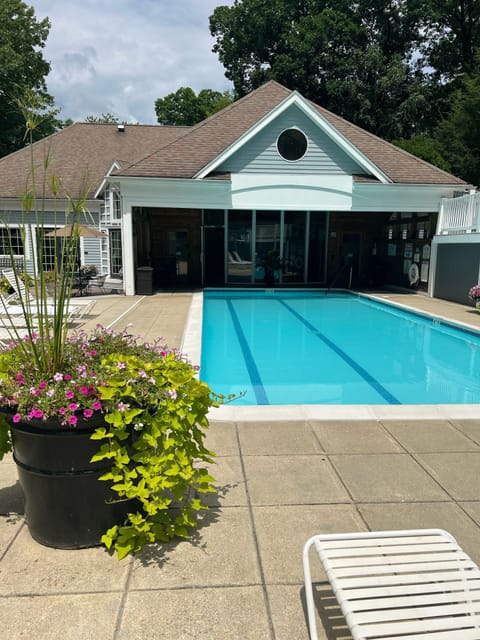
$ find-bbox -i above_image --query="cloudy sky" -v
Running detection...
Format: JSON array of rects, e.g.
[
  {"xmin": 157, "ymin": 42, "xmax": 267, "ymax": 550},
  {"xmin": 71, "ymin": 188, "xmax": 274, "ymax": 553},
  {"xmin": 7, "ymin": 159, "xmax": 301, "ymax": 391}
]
[{"xmin": 29, "ymin": 0, "xmax": 233, "ymax": 124}]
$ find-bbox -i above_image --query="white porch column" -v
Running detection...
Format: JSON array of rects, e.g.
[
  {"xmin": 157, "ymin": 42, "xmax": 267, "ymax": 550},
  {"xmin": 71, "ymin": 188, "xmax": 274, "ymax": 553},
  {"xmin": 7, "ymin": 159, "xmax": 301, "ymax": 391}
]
[
  {"xmin": 122, "ymin": 199, "xmax": 135, "ymax": 295},
  {"xmin": 428, "ymin": 237, "xmax": 438, "ymax": 298}
]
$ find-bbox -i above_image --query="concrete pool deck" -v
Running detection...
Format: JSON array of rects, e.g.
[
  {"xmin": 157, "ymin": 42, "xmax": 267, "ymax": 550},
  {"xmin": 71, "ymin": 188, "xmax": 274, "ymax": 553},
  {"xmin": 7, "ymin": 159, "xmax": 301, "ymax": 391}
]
[{"xmin": 0, "ymin": 290, "xmax": 479, "ymax": 639}]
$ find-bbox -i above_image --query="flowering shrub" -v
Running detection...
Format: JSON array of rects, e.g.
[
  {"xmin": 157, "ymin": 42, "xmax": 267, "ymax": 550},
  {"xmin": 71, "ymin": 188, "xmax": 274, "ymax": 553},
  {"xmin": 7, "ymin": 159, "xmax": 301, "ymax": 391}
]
[
  {"xmin": 0, "ymin": 323, "xmax": 222, "ymax": 559},
  {"xmin": 0, "ymin": 325, "xmax": 181, "ymax": 426},
  {"xmin": 0, "ymin": 96, "xmax": 222, "ymax": 559},
  {"xmin": 468, "ymin": 285, "xmax": 480, "ymax": 302}
]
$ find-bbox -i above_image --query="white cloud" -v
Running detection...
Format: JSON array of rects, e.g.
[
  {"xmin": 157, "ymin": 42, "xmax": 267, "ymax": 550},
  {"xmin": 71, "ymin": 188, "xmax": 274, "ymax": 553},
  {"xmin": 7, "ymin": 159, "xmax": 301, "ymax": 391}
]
[{"xmin": 30, "ymin": 0, "xmax": 233, "ymax": 124}]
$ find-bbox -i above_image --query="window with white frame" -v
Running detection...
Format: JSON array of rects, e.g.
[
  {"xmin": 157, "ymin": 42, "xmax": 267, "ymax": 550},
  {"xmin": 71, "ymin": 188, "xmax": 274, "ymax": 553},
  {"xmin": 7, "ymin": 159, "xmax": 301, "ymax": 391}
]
[
  {"xmin": 113, "ymin": 191, "xmax": 121, "ymax": 221},
  {"xmin": 0, "ymin": 228, "xmax": 23, "ymax": 255}
]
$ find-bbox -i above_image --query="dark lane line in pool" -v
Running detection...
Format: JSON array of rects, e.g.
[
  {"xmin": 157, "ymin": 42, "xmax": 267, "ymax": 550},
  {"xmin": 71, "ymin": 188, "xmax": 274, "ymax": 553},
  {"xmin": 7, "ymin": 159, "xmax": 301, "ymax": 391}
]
[
  {"xmin": 278, "ymin": 299, "xmax": 400, "ymax": 405},
  {"xmin": 226, "ymin": 299, "xmax": 270, "ymax": 405}
]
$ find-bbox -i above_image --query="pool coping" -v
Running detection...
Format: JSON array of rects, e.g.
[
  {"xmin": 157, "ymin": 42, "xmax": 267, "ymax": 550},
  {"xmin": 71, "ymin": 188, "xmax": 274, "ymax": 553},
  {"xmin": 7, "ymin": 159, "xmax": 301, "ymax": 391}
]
[{"xmin": 182, "ymin": 290, "xmax": 480, "ymax": 422}]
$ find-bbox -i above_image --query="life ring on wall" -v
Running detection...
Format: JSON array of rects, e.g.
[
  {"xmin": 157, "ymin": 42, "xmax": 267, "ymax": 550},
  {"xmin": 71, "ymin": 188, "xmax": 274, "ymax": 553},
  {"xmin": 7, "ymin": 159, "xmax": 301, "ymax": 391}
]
[{"xmin": 408, "ymin": 262, "xmax": 420, "ymax": 286}]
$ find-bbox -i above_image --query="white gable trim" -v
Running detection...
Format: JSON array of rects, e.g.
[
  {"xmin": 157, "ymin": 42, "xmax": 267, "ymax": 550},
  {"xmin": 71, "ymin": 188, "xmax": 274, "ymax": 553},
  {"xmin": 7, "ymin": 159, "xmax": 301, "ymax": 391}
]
[
  {"xmin": 194, "ymin": 92, "xmax": 391, "ymax": 184},
  {"xmin": 94, "ymin": 160, "xmax": 121, "ymax": 199}
]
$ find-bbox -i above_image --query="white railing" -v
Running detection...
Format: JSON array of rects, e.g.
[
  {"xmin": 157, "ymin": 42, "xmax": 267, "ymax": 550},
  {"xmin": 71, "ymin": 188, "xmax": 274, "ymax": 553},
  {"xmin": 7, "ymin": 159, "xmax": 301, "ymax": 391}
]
[{"xmin": 437, "ymin": 191, "xmax": 480, "ymax": 235}]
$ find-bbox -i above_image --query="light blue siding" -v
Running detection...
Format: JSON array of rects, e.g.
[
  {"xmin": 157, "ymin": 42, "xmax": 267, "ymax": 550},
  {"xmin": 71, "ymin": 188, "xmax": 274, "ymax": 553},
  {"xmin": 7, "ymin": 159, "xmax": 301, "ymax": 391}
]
[
  {"xmin": 217, "ymin": 105, "xmax": 364, "ymax": 175},
  {"xmin": 82, "ymin": 238, "xmax": 102, "ymax": 273},
  {"xmin": 0, "ymin": 207, "xmax": 102, "ymax": 275}
]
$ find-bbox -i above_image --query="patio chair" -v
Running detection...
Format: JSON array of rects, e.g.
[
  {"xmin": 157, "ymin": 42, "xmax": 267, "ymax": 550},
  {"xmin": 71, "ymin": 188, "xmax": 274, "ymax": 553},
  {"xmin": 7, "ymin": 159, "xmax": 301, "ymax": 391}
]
[
  {"xmin": 88, "ymin": 274, "xmax": 107, "ymax": 293},
  {"xmin": 303, "ymin": 529, "xmax": 480, "ymax": 640},
  {"xmin": 2, "ymin": 270, "xmax": 96, "ymax": 322}
]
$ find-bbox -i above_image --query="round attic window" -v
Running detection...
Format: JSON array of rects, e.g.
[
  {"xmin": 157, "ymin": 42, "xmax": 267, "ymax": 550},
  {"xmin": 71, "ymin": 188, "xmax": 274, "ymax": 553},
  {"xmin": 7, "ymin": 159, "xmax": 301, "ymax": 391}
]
[{"xmin": 277, "ymin": 128, "xmax": 308, "ymax": 161}]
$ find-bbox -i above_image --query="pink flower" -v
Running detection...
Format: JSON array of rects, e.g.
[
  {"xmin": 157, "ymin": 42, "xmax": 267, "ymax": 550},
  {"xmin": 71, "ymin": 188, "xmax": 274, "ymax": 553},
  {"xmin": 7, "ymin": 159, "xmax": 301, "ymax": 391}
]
[
  {"xmin": 12, "ymin": 413, "xmax": 21, "ymax": 423},
  {"xmin": 117, "ymin": 362, "xmax": 126, "ymax": 370},
  {"xmin": 80, "ymin": 386, "xmax": 90, "ymax": 396},
  {"xmin": 68, "ymin": 415, "xmax": 78, "ymax": 426},
  {"xmin": 83, "ymin": 408, "xmax": 93, "ymax": 418},
  {"xmin": 65, "ymin": 390, "xmax": 75, "ymax": 400},
  {"xmin": 117, "ymin": 402, "xmax": 130, "ymax": 412},
  {"xmin": 64, "ymin": 375, "xmax": 72, "ymax": 381},
  {"xmin": 53, "ymin": 373, "xmax": 63, "ymax": 382},
  {"xmin": 93, "ymin": 401, "xmax": 102, "ymax": 411},
  {"xmin": 32, "ymin": 409, "xmax": 43, "ymax": 419},
  {"xmin": 58, "ymin": 407, "xmax": 66, "ymax": 415},
  {"xmin": 167, "ymin": 389, "xmax": 177, "ymax": 400},
  {"xmin": 68, "ymin": 402, "xmax": 78, "ymax": 411},
  {"xmin": 38, "ymin": 382, "xmax": 47, "ymax": 390}
]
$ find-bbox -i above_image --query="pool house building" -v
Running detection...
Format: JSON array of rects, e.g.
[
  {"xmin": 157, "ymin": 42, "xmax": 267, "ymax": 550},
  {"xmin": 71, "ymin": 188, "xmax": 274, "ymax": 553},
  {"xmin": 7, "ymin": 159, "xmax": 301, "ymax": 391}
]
[{"xmin": 0, "ymin": 81, "xmax": 476, "ymax": 301}]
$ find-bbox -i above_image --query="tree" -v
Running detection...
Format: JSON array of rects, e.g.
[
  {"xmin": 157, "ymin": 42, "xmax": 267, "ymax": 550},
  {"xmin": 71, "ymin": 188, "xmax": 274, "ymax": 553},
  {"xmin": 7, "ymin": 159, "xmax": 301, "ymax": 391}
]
[
  {"xmin": 434, "ymin": 69, "xmax": 480, "ymax": 184},
  {"xmin": 392, "ymin": 135, "xmax": 451, "ymax": 172},
  {"xmin": 0, "ymin": 0, "xmax": 58, "ymax": 157},
  {"xmin": 154, "ymin": 87, "xmax": 233, "ymax": 126},
  {"xmin": 423, "ymin": 0, "xmax": 480, "ymax": 80},
  {"xmin": 209, "ymin": 0, "xmax": 430, "ymax": 140},
  {"xmin": 84, "ymin": 113, "xmax": 120, "ymax": 124}
]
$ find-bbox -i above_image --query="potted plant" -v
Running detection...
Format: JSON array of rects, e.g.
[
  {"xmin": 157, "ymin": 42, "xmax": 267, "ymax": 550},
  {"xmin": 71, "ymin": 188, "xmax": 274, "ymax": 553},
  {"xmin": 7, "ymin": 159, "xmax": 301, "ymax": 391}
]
[
  {"xmin": 0, "ymin": 94, "xmax": 220, "ymax": 559},
  {"xmin": 258, "ymin": 250, "xmax": 283, "ymax": 286},
  {"xmin": 468, "ymin": 285, "xmax": 480, "ymax": 310},
  {"xmin": 0, "ymin": 326, "xmax": 218, "ymax": 558}
]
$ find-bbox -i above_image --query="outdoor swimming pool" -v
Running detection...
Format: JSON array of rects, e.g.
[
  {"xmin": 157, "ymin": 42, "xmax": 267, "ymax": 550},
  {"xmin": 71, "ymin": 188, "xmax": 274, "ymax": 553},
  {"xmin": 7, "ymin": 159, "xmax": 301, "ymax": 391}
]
[{"xmin": 200, "ymin": 290, "xmax": 480, "ymax": 405}]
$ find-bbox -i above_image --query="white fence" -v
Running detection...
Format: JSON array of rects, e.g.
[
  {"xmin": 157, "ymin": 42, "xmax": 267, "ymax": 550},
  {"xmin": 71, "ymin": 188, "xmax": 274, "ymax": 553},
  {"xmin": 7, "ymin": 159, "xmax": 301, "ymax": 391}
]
[{"xmin": 437, "ymin": 191, "xmax": 480, "ymax": 234}]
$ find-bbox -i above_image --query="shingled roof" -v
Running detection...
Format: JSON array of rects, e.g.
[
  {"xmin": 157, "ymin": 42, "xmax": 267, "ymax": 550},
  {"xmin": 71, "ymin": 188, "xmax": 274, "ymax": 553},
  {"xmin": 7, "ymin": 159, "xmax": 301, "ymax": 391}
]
[
  {"xmin": 116, "ymin": 80, "xmax": 466, "ymax": 186},
  {"xmin": 0, "ymin": 123, "xmax": 191, "ymax": 200},
  {"xmin": 0, "ymin": 81, "xmax": 467, "ymax": 201}
]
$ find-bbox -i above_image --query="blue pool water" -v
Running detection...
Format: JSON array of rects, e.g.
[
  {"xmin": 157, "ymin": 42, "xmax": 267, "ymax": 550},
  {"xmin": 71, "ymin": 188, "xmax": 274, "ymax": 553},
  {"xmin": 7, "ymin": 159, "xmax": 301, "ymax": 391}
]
[{"xmin": 200, "ymin": 290, "xmax": 480, "ymax": 405}]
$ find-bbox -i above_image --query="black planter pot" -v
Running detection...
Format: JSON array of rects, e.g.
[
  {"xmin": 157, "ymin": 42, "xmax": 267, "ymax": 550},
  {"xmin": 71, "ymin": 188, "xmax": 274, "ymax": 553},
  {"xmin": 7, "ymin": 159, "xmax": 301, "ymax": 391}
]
[{"xmin": 7, "ymin": 413, "xmax": 132, "ymax": 549}]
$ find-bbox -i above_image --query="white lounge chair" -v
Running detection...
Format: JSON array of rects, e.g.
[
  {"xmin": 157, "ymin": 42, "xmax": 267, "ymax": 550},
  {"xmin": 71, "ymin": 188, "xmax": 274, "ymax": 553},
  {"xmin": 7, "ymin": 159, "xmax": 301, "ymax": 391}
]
[
  {"xmin": 1, "ymin": 270, "xmax": 96, "ymax": 323},
  {"xmin": 303, "ymin": 529, "xmax": 480, "ymax": 640}
]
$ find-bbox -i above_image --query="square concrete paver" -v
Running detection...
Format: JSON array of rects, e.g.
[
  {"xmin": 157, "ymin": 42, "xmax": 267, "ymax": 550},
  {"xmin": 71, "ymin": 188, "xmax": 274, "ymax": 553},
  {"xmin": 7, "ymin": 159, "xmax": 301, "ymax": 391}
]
[
  {"xmin": 253, "ymin": 504, "xmax": 366, "ymax": 584},
  {"xmin": 202, "ymin": 456, "xmax": 247, "ymax": 507},
  {"xmin": 203, "ymin": 421, "xmax": 239, "ymax": 457},
  {"xmin": 243, "ymin": 455, "xmax": 350, "ymax": 505},
  {"xmin": 0, "ymin": 516, "xmax": 23, "ymax": 554},
  {"xmin": 451, "ymin": 419, "xmax": 480, "ymax": 446},
  {"xmin": 459, "ymin": 502, "xmax": 480, "ymax": 538},
  {"xmin": 0, "ymin": 527, "xmax": 130, "ymax": 596},
  {"xmin": 0, "ymin": 592, "xmax": 122, "ymax": 640},
  {"xmin": 359, "ymin": 502, "xmax": 480, "ymax": 565},
  {"xmin": 130, "ymin": 508, "xmax": 260, "ymax": 590},
  {"xmin": 238, "ymin": 421, "xmax": 321, "ymax": 455},
  {"xmin": 0, "ymin": 464, "xmax": 23, "ymax": 515},
  {"xmin": 311, "ymin": 421, "xmax": 401, "ymax": 453},
  {"xmin": 382, "ymin": 420, "xmax": 480, "ymax": 452},
  {"xmin": 330, "ymin": 453, "xmax": 449, "ymax": 502},
  {"xmin": 267, "ymin": 584, "xmax": 317, "ymax": 640},
  {"xmin": 119, "ymin": 586, "xmax": 272, "ymax": 640},
  {"xmin": 415, "ymin": 452, "xmax": 480, "ymax": 500}
]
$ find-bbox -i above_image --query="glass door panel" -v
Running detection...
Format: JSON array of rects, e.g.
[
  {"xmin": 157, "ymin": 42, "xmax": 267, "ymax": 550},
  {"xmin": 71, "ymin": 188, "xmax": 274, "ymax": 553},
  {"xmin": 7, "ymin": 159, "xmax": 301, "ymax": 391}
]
[
  {"xmin": 255, "ymin": 211, "xmax": 281, "ymax": 285},
  {"xmin": 283, "ymin": 212, "xmax": 306, "ymax": 283},
  {"xmin": 167, "ymin": 230, "xmax": 188, "ymax": 278},
  {"xmin": 227, "ymin": 210, "xmax": 252, "ymax": 283},
  {"xmin": 307, "ymin": 212, "xmax": 327, "ymax": 283}
]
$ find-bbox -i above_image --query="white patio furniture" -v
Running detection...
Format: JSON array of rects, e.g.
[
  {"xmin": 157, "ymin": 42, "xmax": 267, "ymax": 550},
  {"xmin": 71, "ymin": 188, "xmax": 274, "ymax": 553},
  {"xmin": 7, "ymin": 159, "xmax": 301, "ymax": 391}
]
[
  {"xmin": 303, "ymin": 528, "xmax": 480, "ymax": 640},
  {"xmin": 1, "ymin": 270, "xmax": 96, "ymax": 323}
]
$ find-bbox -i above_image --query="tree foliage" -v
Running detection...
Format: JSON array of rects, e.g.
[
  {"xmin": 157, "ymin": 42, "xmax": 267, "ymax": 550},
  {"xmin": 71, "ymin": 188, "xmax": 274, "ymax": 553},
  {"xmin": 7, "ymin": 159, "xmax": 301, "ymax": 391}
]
[
  {"xmin": 84, "ymin": 113, "xmax": 120, "ymax": 124},
  {"xmin": 0, "ymin": 0, "xmax": 59, "ymax": 157},
  {"xmin": 423, "ymin": 0, "xmax": 480, "ymax": 79},
  {"xmin": 155, "ymin": 87, "xmax": 233, "ymax": 126},
  {"xmin": 209, "ymin": 0, "xmax": 480, "ymax": 181},
  {"xmin": 210, "ymin": 0, "xmax": 430, "ymax": 140}
]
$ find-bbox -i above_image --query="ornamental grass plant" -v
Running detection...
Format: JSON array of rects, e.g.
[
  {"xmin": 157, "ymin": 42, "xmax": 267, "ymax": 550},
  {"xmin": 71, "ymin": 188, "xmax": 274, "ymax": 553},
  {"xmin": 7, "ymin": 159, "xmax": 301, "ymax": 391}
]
[{"xmin": 0, "ymin": 94, "xmax": 220, "ymax": 558}]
